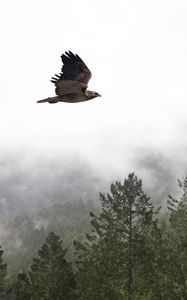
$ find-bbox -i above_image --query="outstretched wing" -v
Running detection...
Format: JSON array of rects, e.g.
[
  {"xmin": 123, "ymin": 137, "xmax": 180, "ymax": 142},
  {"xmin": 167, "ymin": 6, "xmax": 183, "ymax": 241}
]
[{"xmin": 51, "ymin": 51, "xmax": 92, "ymax": 86}]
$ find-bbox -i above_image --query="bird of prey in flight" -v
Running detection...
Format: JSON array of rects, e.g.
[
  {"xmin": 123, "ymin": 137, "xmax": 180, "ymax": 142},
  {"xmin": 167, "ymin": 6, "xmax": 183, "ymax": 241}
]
[{"xmin": 37, "ymin": 51, "xmax": 101, "ymax": 104}]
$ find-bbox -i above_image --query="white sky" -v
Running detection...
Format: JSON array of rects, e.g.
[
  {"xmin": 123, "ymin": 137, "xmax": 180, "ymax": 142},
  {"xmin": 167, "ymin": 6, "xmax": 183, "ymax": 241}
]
[{"xmin": 1, "ymin": 0, "xmax": 187, "ymax": 177}]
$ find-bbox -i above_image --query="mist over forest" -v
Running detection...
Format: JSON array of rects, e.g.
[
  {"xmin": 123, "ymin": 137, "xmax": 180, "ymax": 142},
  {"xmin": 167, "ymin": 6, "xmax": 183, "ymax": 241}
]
[
  {"xmin": 0, "ymin": 146, "xmax": 186, "ymax": 295},
  {"xmin": 0, "ymin": 151, "xmax": 103, "ymax": 216},
  {"xmin": 0, "ymin": 146, "xmax": 186, "ymax": 300},
  {"xmin": 0, "ymin": 147, "xmax": 185, "ymax": 218}
]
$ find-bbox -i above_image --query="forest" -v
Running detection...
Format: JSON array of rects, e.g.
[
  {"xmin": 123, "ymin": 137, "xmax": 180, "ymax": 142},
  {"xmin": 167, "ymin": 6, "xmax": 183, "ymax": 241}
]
[{"xmin": 0, "ymin": 172, "xmax": 186, "ymax": 299}]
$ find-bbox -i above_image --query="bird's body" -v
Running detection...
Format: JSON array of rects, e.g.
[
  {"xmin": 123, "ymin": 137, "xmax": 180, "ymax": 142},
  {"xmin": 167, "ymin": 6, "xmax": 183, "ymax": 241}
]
[{"xmin": 37, "ymin": 51, "xmax": 101, "ymax": 104}]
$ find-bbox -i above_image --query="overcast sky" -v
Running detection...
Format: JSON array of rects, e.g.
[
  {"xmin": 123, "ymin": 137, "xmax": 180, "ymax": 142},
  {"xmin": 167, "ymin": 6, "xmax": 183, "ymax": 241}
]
[{"xmin": 1, "ymin": 0, "xmax": 187, "ymax": 181}]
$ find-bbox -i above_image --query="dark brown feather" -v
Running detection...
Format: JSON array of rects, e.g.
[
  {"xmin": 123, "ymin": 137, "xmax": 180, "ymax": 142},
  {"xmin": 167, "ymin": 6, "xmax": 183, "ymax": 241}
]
[{"xmin": 51, "ymin": 51, "xmax": 92, "ymax": 85}]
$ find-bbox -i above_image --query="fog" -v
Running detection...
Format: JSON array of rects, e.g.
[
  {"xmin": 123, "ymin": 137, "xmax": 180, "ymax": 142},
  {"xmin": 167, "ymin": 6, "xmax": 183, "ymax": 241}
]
[
  {"xmin": 0, "ymin": 151, "xmax": 103, "ymax": 216},
  {"xmin": 0, "ymin": 146, "xmax": 186, "ymax": 218}
]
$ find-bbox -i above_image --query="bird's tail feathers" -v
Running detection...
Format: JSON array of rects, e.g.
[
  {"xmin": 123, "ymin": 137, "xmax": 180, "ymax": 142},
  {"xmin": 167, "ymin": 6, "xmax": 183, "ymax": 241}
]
[{"xmin": 37, "ymin": 96, "xmax": 59, "ymax": 104}]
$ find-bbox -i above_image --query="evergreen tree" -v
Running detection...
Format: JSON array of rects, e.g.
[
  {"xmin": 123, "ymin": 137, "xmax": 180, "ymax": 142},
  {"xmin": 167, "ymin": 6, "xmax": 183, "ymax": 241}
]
[
  {"xmin": 15, "ymin": 231, "xmax": 76, "ymax": 300},
  {"xmin": 14, "ymin": 272, "xmax": 31, "ymax": 300},
  {"xmin": 167, "ymin": 176, "xmax": 187, "ymax": 299},
  {"xmin": 31, "ymin": 231, "xmax": 75, "ymax": 300},
  {"xmin": 0, "ymin": 245, "xmax": 7, "ymax": 300},
  {"xmin": 74, "ymin": 173, "xmax": 158, "ymax": 299}
]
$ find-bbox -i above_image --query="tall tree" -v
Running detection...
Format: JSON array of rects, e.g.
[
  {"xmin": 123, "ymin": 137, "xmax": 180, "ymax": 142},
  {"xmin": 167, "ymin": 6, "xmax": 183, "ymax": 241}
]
[
  {"xmin": 74, "ymin": 173, "xmax": 157, "ymax": 299},
  {"xmin": 15, "ymin": 231, "xmax": 76, "ymax": 300},
  {"xmin": 167, "ymin": 176, "xmax": 187, "ymax": 299}
]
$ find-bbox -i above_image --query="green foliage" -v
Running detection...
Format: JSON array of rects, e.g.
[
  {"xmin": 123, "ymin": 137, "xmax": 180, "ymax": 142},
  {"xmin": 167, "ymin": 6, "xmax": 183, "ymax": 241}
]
[
  {"xmin": 30, "ymin": 231, "xmax": 76, "ymax": 300},
  {"xmin": 2, "ymin": 173, "xmax": 187, "ymax": 299},
  {"xmin": 166, "ymin": 176, "xmax": 187, "ymax": 299},
  {"xmin": 74, "ymin": 173, "xmax": 159, "ymax": 299},
  {"xmin": 14, "ymin": 272, "xmax": 31, "ymax": 300},
  {"xmin": 129, "ymin": 292, "xmax": 152, "ymax": 300},
  {"xmin": 14, "ymin": 231, "xmax": 76, "ymax": 300}
]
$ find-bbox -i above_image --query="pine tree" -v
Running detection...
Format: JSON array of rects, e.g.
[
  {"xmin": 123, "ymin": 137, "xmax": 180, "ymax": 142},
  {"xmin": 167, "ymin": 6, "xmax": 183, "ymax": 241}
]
[
  {"xmin": 74, "ymin": 173, "xmax": 158, "ymax": 299},
  {"xmin": 16, "ymin": 231, "xmax": 76, "ymax": 300},
  {"xmin": 166, "ymin": 177, "xmax": 187, "ymax": 299},
  {"xmin": 14, "ymin": 272, "xmax": 31, "ymax": 300},
  {"xmin": 0, "ymin": 245, "xmax": 7, "ymax": 300}
]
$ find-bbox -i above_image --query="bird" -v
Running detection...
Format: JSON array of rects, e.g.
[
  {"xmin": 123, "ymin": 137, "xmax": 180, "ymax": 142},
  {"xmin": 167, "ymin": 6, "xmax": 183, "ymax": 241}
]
[{"xmin": 37, "ymin": 51, "xmax": 101, "ymax": 104}]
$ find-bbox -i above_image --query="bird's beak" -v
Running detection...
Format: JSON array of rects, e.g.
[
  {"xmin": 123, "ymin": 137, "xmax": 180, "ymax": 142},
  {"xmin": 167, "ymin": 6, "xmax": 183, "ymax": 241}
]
[{"xmin": 98, "ymin": 94, "xmax": 101, "ymax": 97}]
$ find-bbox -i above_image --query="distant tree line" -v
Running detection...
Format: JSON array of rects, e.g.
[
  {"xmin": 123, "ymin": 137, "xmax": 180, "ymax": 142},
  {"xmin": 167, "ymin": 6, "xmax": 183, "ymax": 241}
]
[{"xmin": 0, "ymin": 173, "xmax": 187, "ymax": 299}]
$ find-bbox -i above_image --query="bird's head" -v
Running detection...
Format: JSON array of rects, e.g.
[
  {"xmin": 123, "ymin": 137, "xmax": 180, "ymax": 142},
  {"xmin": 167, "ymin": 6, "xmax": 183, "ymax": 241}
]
[
  {"xmin": 86, "ymin": 90, "xmax": 101, "ymax": 99},
  {"xmin": 93, "ymin": 92, "xmax": 101, "ymax": 98}
]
